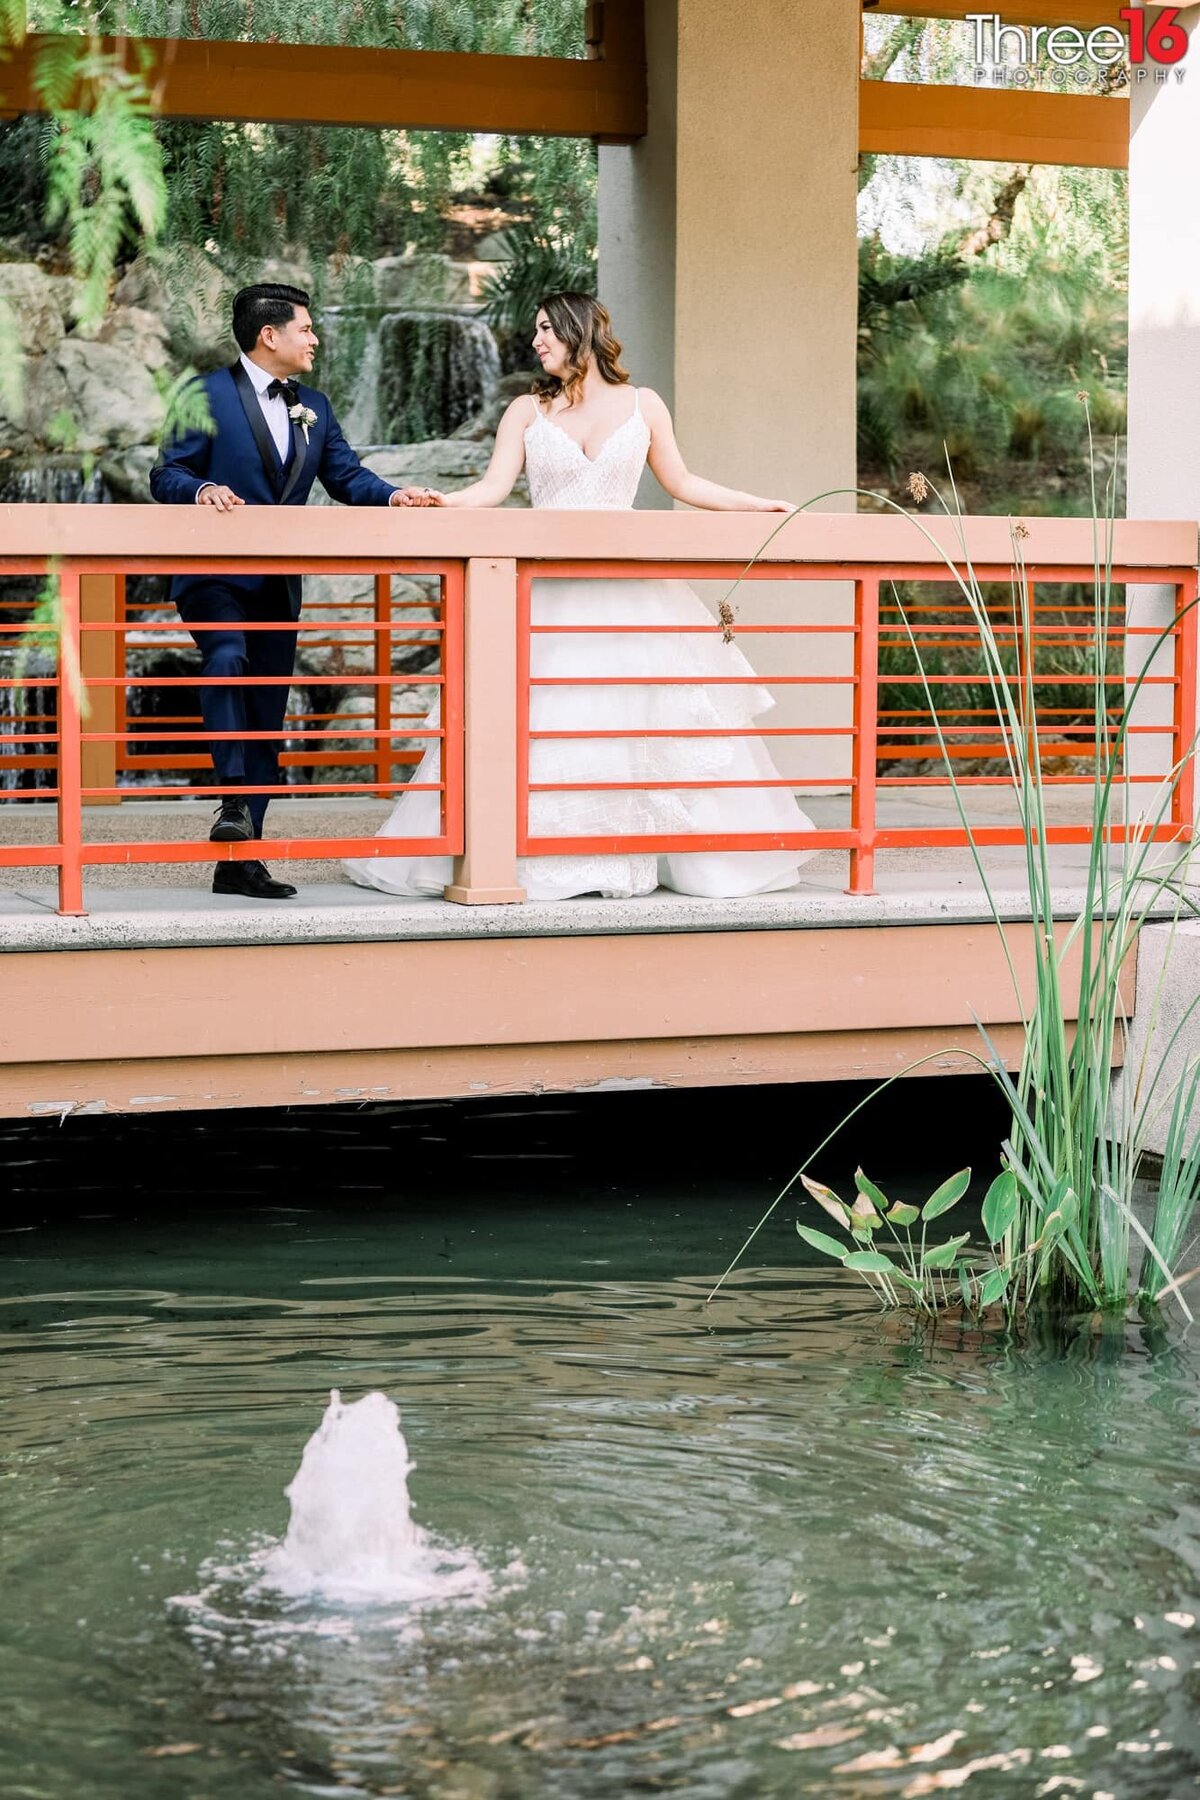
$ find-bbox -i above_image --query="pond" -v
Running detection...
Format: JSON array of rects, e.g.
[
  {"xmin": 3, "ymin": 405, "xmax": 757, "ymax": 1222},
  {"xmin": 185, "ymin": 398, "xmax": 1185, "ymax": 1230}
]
[{"xmin": 2, "ymin": 1089, "xmax": 1198, "ymax": 1799}]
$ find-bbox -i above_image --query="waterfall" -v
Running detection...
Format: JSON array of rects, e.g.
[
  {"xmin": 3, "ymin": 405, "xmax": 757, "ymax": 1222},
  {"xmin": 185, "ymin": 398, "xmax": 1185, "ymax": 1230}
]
[
  {"xmin": 340, "ymin": 323, "xmax": 383, "ymax": 447},
  {"xmin": 376, "ymin": 309, "xmax": 501, "ymax": 442},
  {"xmin": 0, "ymin": 458, "xmax": 110, "ymax": 505}
]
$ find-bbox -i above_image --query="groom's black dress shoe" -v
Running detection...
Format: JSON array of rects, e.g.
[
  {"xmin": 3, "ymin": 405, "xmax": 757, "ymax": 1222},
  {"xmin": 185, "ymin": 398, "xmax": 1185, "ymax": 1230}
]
[
  {"xmin": 210, "ymin": 798, "xmax": 253, "ymax": 842},
  {"xmin": 212, "ymin": 859, "xmax": 297, "ymax": 900}
]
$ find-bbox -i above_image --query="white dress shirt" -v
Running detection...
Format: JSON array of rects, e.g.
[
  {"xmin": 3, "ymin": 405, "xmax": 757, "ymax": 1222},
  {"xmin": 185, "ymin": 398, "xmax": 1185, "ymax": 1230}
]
[{"xmin": 239, "ymin": 351, "xmax": 293, "ymax": 460}]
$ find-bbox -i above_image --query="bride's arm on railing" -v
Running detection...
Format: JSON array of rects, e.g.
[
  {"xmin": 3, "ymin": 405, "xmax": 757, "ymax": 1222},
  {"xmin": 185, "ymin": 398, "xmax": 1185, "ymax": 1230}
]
[
  {"xmin": 641, "ymin": 389, "xmax": 793, "ymax": 513},
  {"xmin": 414, "ymin": 399, "xmax": 530, "ymax": 508}
]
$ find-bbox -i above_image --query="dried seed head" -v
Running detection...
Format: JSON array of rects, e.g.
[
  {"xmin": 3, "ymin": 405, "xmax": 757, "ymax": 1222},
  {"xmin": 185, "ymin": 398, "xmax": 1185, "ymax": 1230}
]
[
  {"xmin": 1076, "ymin": 390, "xmax": 1089, "ymax": 403},
  {"xmin": 718, "ymin": 598, "xmax": 736, "ymax": 644},
  {"xmin": 1013, "ymin": 522, "xmax": 1030, "ymax": 540},
  {"xmin": 906, "ymin": 472, "xmax": 930, "ymax": 504}
]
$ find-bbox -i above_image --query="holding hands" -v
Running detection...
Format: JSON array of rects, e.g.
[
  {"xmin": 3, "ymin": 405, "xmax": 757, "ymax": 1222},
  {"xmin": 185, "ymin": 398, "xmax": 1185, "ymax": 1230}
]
[{"xmin": 393, "ymin": 486, "xmax": 447, "ymax": 507}]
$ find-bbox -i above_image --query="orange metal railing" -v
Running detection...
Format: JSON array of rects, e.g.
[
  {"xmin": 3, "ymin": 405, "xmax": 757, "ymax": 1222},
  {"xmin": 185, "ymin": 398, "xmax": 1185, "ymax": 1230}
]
[
  {"xmin": 514, "ymin": 557, "xmax": 1198, "ymax": 898},
  {"xmin": 0, "ymin": 552, "xmax": 464, "ymax": 914},
  {"xmin": 0, "ymin": 512, "xmax": 1194, "ymax": 914}
]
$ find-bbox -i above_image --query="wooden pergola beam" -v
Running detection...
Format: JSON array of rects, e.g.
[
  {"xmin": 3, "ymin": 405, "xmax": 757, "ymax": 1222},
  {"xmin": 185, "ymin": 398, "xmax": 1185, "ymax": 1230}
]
[
  {"xmin": 860, "ymin": 78, "xmax": 1129, "ymax": 166},
  {"xmin": 0, "ymin": 32, "xmax": 648, "ymax": 141},
  {"xmin": 866, "ymin": 1, "xmax": 1130, "ymax": 26},
  {"xmin": 2, "ymin": 13, "xmax": 1130, "ymax": 170}
]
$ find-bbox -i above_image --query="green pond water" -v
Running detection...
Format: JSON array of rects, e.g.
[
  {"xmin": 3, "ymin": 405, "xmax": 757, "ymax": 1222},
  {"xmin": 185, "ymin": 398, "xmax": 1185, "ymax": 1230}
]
[{"xmin": 2, "ymin": 1091, "xmax": 1199, "ymax": 1800}]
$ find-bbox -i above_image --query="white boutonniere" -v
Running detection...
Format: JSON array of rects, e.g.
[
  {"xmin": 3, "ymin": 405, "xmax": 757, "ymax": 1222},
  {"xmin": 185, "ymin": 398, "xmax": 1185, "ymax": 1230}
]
[{"xmin": 289, "ymin": 402, "xmax": 318, "ymax": 444}]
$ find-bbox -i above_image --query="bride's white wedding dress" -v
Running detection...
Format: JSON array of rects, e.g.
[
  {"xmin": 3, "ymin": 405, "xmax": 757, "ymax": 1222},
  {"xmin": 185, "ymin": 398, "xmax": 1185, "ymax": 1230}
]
[{"xmin": 343, "ymin": 390, "xmax": 817, "ymax": 901}]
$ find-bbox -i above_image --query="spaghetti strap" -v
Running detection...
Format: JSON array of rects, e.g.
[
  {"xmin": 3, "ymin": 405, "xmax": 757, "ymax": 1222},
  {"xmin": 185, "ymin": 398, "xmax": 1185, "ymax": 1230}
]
[
  {"xmin": 632, "ymin": 387, "xmax": 641, "ymax": 417},
  {"xmin": 528, "ymin": 394, "xmax": 541, "ymax": 423}
]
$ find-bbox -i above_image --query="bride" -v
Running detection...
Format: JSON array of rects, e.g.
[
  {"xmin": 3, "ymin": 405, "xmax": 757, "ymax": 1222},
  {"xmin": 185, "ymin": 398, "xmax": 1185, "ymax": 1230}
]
[{"xmin": 343, "ymin": 292, "xmax": 817, "ymax": 902}]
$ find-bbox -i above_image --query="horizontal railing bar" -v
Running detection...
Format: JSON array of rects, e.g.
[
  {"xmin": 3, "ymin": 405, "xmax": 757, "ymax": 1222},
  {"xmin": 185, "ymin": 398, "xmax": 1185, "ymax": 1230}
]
[
  {"xmin": 81, "ymin": 674, "xmax": 443, "ymax": 687},
  {"xmin": 529, "ymin": 726, "xmax": 856, "ymax": 739},
  {"xmin": 78, "ymin": 780, "xmax": 439, "ymax": 798},
  {"xmin": 82, "ymin": 728, "xmax": 442, "ymax": 743},
  {"xmin": 70, "ymin": 836, "xmax": 453, "ymax": 866},
  {"xmin": 529, "ymin": 778, "xmax": 853, "ymax": 792}
]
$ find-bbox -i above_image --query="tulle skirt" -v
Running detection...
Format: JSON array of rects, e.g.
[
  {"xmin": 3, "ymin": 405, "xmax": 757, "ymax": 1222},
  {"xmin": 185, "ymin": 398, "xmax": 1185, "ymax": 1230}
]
[{"xmin": 342, "ymin": 576, "xmax": 818, "ymax": 901}]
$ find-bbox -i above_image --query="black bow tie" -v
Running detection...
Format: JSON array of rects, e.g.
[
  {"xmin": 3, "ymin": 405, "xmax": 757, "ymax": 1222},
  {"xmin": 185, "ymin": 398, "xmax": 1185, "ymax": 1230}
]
[{"xmin": 266, "ymin": 378, "xmax": 299, "ymax": 405}]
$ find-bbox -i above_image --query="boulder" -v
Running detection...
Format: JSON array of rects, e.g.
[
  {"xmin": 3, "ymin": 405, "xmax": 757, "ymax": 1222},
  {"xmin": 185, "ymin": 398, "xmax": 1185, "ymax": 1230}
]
[
  {"xmin": 257, "ymin": 256, "xmax": 314, "ymax": 293},
  {"xmin": 94, "ymin": 305, "xmax": 172, "ymax": 371},
  {"xmin": 371, "ymin": 254, "xmax": 473, "ymax": 308},
  {"xmin": 39, "ymin": 339, "xmax": 166, "ymax": 452},
  {"xmin": 115, "ymin": 245, "xmax": 232, "ymax": 368},
  {"xmin": 100, "ymin": 442, "xmax": 160, "ymax": 502},
  {"xmin": 473, "ymin": 230, "xmax": 516, "ymax": 263},
  {"xmin": 358, "ymin": 440, "xmax": 529, "ymax": 502},
  {"xmin": 453, "ymin": 368, "xmax": 536, "ymax": 441},
  {"xmin": 0, "ymin": 352, "xmax": 38, "ymax": 453},
  {"xmin": 0, "ymin": 263, "xmax": 65, "ymax": 355}
]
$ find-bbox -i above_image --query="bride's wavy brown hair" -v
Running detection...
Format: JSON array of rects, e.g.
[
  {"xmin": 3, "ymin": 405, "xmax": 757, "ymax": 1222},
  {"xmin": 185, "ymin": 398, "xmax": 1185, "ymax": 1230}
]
[{"xmin": 531, "ymin": 292, "xmax": 629, "ymax": 406}]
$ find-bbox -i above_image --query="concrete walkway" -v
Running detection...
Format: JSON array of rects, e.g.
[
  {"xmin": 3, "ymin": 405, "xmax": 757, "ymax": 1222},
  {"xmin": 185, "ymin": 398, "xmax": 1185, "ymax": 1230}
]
[{"xmin": 1, "ymin": 790, "xmax": 1193, "ymax": 951}]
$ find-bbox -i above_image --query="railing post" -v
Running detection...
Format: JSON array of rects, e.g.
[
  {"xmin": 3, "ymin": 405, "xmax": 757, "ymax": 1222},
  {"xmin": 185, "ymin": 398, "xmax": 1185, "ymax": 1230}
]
[
  {"xmin": 79, "ymin": 571, "xmax": 118, "ymax": 804},
  {"xmin": 373, "ymin": 572, "xmax": 392, "ymax": 796},
  {"xmin": 847, "ymin": 575, "xmax": 879, "ymax": 896},
  {"xmin": 56, "ymin": 568, "xmax": 85, "ymax": 916},
  {"xmin": 1172, "ymin": 570, "xmax": 1198, "ymax": 832},
  {"xmin": 444, "ymin": 556, "xmax": 526, "ymax": 904}
]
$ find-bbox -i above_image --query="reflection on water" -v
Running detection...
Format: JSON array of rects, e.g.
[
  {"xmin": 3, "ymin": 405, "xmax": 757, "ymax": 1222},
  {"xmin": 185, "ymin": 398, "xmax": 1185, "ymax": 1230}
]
[{"xmin": 0, "ymin": 1087, "xmax": 1198, "ymax": 1798}]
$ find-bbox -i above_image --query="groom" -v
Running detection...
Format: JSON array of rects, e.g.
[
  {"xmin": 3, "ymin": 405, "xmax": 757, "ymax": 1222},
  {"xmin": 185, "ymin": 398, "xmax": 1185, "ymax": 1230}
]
[{"xmin": 151, "ymin": 282, "xmax": 422, "ymax": 899}]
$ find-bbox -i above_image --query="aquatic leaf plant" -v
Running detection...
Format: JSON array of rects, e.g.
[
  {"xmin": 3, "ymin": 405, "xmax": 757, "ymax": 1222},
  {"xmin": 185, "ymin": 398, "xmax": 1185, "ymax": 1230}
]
[{"xmin": 714, "ymin": 421, "xmax": 1200, "ymax": 1326}]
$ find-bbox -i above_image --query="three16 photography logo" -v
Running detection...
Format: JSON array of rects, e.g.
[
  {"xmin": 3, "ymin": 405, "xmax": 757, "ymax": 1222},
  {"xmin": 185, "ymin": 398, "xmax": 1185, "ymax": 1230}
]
[{"xmin": 968, "ymin": 8, "xmax": 1190, "ymax": 85}]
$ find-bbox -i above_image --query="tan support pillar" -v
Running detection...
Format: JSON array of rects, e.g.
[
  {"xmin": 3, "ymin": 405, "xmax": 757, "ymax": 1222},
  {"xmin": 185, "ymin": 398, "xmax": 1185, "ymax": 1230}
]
[
  {"xmin": 444, "ymin": 557, "xmax": 526, "ymax": 904},
  {"xmin": 1126, "ymin": 4, "xmax": 1200, "ymax": 799},
  {"xmin": 79, "ymin": 572, "xmax": 118, "ymax": 803},
  {"xmin": 601, "ymin": 0, "xmax": 860, "ymax": 788}
]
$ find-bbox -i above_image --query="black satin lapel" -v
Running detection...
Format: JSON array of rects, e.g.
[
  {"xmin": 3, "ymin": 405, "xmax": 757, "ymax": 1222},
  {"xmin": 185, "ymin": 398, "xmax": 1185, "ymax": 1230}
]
[
  {"xmin": 230, "ymin": 361, "xmax": 283, "ymax": 491},
  {"xmin": 278, "ymin": 414, "xmax": 309, "ymax": 505}
]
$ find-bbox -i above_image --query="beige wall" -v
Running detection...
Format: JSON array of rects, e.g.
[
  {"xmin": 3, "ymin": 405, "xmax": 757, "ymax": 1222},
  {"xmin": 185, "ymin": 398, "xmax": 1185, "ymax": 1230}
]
[
  {"xmin": 599, "ymin": 0, "xmax": 859, "ymax": 509},
  {"xmin": 1126, "ymin": 4, "xmax": 1200, "ymax": 791},
  {"xmin": 598, "ymin": 0, "xmax": 860, "ymax": 780}
]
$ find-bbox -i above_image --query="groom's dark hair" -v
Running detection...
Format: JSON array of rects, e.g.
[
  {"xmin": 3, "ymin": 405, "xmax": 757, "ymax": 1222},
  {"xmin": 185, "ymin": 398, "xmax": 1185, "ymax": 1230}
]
[{"xmin": 232, "ymin": 283, "xmax": 311, "ymax": 353}]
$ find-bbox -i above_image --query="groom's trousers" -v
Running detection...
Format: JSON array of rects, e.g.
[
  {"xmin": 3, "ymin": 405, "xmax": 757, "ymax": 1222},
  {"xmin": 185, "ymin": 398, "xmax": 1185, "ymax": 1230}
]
[{"xmin": 177, "ymin": 577, "xmax": 298, "ymax": 839}]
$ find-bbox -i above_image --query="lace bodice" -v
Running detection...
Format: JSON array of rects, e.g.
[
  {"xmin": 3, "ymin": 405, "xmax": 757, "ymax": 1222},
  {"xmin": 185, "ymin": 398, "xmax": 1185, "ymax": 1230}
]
[{"xmin": 523, "ymin": 391, "xmax": 651, "ymax": 510}]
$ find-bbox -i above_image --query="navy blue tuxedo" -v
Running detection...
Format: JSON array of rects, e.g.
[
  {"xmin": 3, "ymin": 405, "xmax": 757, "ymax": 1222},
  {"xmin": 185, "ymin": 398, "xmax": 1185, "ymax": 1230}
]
[{"xmin": 150, "ymin": 363, "xmax": 397, "ymax": 835}]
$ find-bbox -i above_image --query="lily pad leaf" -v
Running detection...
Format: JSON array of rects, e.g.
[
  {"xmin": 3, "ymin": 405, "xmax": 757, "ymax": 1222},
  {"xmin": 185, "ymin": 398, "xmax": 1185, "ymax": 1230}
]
[
  {"xmin": 981, "ymin": 1170, "xmax": 1019, "ymax": 1242},
  {"xmin": 796, "ymin": 1223, "xmax": 848, "ymax": 1262},
  {"xmin": 923, "ymin": 1231, "xmax": 972, "ymax": 1270},
  {"xmin": 843, "ymin": 1250, "xmax": 897, "ymax": 1273},
  {"xmin": 886, "ymin": 1202, "xmax": 919, "ymax": 1228},
  {"xmin": 921, "ymin": 1169, "xmax": 972, "ymax": 1221}
]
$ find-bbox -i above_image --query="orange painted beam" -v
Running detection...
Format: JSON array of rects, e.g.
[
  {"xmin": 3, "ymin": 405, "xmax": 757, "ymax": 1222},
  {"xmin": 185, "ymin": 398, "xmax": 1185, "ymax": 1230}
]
[
  {"xmin": 860, "ymin": 77, "xmax": 1129, "ymax": 166},
  {"xmin": 0, "ymin": 32, "xmax": 647, "ymax": 141},
  {"xmin": 0, "ymin": 505, "xmax": 1193, "ymax": 570},
  {"xmin": 0, "ymin": 1027, "xmax": 1034, "ymax": 1117}
]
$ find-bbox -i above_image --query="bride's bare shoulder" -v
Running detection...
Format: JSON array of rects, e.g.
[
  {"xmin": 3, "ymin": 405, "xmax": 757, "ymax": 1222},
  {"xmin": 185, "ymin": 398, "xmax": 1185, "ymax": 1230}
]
[
  {"xmin": 636, "ymin": 387, "xmax": 670, "ymax": 421},
  {"xmin": 497, "ymin": 393, "xmax": 540, "ymax": 436}
]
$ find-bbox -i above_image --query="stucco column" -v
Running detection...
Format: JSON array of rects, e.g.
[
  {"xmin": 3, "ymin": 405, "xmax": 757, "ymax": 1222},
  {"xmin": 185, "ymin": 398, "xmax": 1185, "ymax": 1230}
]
[
  {"xmin": 597, "ymin": 0, "xmax": 679, "ymax": 508},
  {"xmin": 598, "ymin": 0, "xmax": 860, "ymax": 784},
  {"xmin": 1126, "ymin": 4, "xmax": 1200, "ymax": 804}
]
